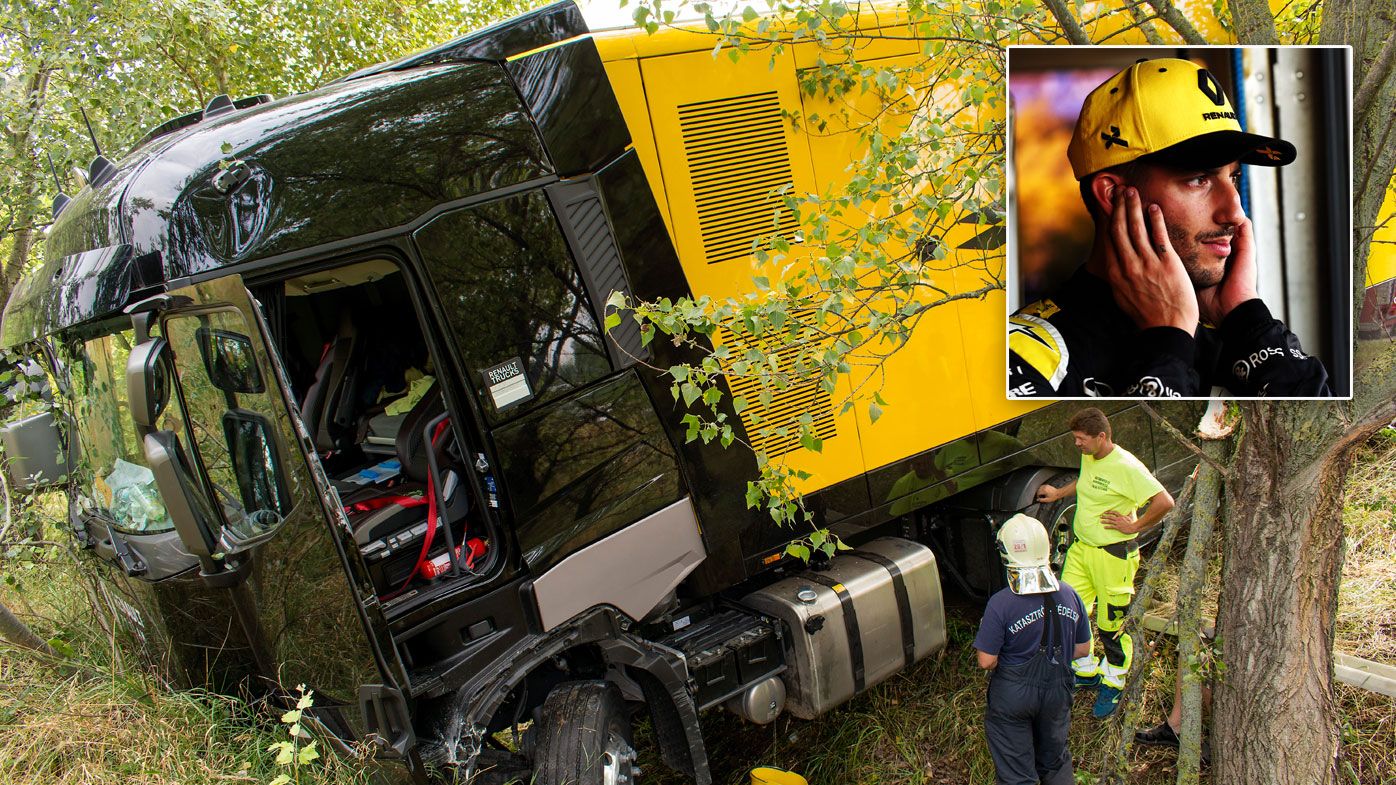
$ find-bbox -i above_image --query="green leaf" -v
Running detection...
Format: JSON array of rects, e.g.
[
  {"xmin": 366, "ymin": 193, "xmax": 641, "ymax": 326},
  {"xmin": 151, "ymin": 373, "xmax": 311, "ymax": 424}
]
[
  {"xmin": 274, "ymin": 742, "xmax": 295, "ymax": 766},
  {"xmin": 681, "ymin": 413, "xmax": 701, "ymax": 442},
  {"xmin": 746, "ymin": 483, "xmax": 764, "ymax": 509},
  {"xmin": 280, "ymin": 709, "xmax": 302, "ymax": 724},
  {"xmin": 297, "ymin": 742, "xmax": 319, "ymax": 764},
  {"xmin": 868, "ymin": 401, "xmax": 883, "ymax": 424},
  {"xmin": 785, "ymin": 543, "xmax": 810, "ymax": 562},
  {"xmin": 45, "ymin": 637, "xmax": 75, "ymax": 658},
  {"xmin": 604, "ymin": 311, "xmax": 621, "ymax": 332}
]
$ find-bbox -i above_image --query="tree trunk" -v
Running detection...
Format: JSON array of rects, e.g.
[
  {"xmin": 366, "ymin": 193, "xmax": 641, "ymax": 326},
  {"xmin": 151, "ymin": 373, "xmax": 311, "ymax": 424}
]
[
  {"xmin": 1214, "ymin": 403, "xmax": 1355, "ymax": 783},
  {"xmin": 1206, "ymin": 3, "xmax": 1396, "ymax": 784},
  {"xmin": 1101, "ymin": 474, "xmax": 1197, "ymax": 785},
  {"xmin": 1176, "ymin": 428, "xmax": 1227, "ymax": 784},
  {"xmin": 0, "ymin": 597, "xmax": 59, "ymax": 658},
  {"xmin": 1, "ymin": 66, "xmax": 51, "ymax": 309},
  {"xmin": 1, "ymin": 226, "xmax": 35, "ymax": 307}
]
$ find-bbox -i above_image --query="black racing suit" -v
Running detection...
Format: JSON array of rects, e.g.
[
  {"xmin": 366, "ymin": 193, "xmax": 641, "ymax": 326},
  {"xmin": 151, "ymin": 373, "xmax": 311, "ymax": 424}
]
[{"xmin": 1008, "ymin": 268, "xmax": 1331, "ymax": 398}]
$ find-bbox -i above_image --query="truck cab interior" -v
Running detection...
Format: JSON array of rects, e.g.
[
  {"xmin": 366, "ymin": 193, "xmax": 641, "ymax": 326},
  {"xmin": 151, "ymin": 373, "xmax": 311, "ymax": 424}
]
[{"xmin": 252, "ymin": 258, "xmax": 493, "ymax": 604}]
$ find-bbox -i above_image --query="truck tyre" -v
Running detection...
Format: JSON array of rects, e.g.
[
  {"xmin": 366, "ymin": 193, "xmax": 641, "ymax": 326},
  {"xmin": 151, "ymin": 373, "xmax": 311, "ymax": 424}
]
[
  {"xmin": 1031, "ymin": 471, "xmax": 1077, "ymax": 573},
  {"xmin": 532, "ymin": 681, "xmax": 637, "ymax": 785}
]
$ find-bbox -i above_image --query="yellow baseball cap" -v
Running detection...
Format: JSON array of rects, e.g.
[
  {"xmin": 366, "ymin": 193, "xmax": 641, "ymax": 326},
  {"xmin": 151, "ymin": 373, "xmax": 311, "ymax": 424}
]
[{"xmin": 1068, "ymin": 58, "xmax": 1296, "ymax": 180}]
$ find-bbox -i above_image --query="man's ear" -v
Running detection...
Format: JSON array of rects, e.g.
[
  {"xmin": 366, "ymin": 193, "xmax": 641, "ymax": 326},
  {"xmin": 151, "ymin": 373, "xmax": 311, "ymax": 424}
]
[{"xmin": 1090, "ymin": 172, "xmax": 1127, "ymax": 216}]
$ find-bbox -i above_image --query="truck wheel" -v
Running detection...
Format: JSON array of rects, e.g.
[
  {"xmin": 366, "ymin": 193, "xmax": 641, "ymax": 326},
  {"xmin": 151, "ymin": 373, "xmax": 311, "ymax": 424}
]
[
  {"xmin": 531, "ymin": 681, "xmax": 637, "ymax": 785},
  {"xmin": 1032, "ymin": 471, "xmax": 1077, "ymax": 574}
]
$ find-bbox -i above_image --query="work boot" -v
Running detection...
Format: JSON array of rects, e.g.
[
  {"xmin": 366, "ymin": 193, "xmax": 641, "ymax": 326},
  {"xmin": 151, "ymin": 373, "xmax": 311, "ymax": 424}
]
[
  {"xmin": 1135, "ymin": 720, "xmax": 1211, "ymax": 767},
  {"xmin": 1135, "ymin": 721, "xmax": 1179, "ymax": 747},
  {"xmin": 1092, "ymin": 684, "xmax": 1121, "ymax": 718},
  {"xmin": 1074, "ymin": 672, "xmax": 1101, "ymax": 689}
]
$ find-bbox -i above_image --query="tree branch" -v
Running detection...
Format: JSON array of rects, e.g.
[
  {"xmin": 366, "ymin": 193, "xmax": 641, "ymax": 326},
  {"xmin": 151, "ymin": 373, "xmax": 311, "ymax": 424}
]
[
  {"xmin": 1100, "ymin": 472, "xmax": 1197, "ymax": 785},
  {"xmin": 1227, "ymin": 0, "xmax": 1281, "ymax": 44},
  {"xmin": 1144, "ymin": 0, "xmax": 1208, "ymax": 44},
  {"xmin": 1138, "ymin": 403, "xmax": 1231, "ymax": 477},
  {"xmin": 1039, "ymin": 0, "xmax": 1091, "ymax": 44},
  {"xmin": 0, "ymin": 600, "xmax": 60, "ymax": 659},
  {"xmin": 1123, "ymin": 0, "xmax": 1166, "ymax": 44},
  {"xmin": 1354, "ymin": 31, "xmax": 1396, "ymax": 121}
]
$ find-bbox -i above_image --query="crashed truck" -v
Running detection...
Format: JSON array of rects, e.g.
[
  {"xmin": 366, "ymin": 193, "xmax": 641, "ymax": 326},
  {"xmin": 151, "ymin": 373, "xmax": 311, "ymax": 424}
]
[{"xmin": 0, "ymin": 3, "xmax": 1196, "ymax": 783}]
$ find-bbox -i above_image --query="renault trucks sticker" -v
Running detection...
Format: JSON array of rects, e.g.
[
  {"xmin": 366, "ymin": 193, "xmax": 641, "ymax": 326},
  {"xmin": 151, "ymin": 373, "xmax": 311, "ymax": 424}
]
[{"xmin": 484, "ymin": 357, "xmax": 530, "ymax": 409}]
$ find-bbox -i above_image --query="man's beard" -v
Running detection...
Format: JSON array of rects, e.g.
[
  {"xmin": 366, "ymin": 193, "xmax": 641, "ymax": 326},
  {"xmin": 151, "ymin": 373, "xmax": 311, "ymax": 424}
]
[{"xmin": 1168, "ymin": 223, "xmax": 1231, "ymax": 288}]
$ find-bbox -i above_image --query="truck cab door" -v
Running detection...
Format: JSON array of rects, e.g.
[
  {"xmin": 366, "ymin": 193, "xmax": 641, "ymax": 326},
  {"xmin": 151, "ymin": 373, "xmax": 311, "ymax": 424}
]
[{"xmin": 127, "ymin": 275, "xmax": 408, "ymax": 714}]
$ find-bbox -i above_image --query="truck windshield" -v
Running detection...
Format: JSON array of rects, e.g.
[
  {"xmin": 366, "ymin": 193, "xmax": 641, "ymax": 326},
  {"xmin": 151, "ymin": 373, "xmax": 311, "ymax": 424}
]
[{"xmin": 60, "ymin": 330, "xmax": 173, "ymax": 534}]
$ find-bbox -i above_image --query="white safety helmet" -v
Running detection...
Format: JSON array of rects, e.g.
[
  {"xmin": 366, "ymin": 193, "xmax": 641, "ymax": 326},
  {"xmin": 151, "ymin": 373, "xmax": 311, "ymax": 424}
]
[{"xmin": 996, "ymin": 513, "xmax": 1060, "ymax": 595}]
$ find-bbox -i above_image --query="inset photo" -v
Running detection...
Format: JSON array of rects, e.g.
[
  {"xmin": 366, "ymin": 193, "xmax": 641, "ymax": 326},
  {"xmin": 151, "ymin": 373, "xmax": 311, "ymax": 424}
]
[{"xmin": 1006, "ymin": 46, "xmax": 1352, "ymax": 399}]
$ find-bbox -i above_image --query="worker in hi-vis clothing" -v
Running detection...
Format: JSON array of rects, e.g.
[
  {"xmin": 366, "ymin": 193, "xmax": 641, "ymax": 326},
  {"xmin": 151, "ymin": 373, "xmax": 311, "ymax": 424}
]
[
  {"xmin": 975, "ymin": 514, "xmax": 1092, "ymax": 785},
  {"xmin": 1035, "ymin": 407, "xmax": 1174, "ymax": 718}
]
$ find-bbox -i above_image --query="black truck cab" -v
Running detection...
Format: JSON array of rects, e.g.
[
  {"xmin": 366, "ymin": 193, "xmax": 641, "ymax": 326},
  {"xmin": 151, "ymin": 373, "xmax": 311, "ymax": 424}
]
[{"xmin": 0, "ymin": 4, "xmax": 1193, "ymax": 783}]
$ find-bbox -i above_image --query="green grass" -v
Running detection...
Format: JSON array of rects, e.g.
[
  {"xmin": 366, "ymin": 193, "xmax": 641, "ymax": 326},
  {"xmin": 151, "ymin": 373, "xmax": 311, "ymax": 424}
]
[
  {"xmin": 1338, "ymin": 429, "xmax": 1396, "ymax": 665},
  {"xmin": 639, "ymin": 613, "xmax": 1193, "ymax": 785},
  {"xmin": 0, "ymin": 620, "xmax": 378, "ymax": 785},
  {"xmin": 0, "ymin": 494, "xmax": 374, "ymax": 785}
]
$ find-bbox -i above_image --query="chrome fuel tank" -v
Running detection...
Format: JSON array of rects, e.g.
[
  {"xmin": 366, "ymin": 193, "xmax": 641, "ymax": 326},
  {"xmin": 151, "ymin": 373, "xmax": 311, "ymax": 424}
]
[{"xmin": 741, "ymin": 537, "xmax": 946, "ymax": 719}]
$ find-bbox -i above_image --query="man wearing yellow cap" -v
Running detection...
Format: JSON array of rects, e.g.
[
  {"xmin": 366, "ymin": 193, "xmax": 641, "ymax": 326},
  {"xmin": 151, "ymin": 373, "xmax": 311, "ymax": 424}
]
[{"xmin": 1008, "ymin": 58, "xmax": 1331, "ymax": 398}]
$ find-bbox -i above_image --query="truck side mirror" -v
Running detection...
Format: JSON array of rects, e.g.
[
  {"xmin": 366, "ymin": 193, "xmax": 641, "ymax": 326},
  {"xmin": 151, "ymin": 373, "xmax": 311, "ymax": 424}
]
[
  {"xmin": 143, "ymin": 430, "xmax": 221, "ymax": 565},
  {"xmin": 219, "ymin": 409, "xmax": 289, "ymax": 546},
  {"xmin": 0, "ymin": 410, "xmax": 76, "ymax": 490},
  {"xmin": 196, "ymin": 328, "xmax": 265, "ymax": 394},
  {"xmin": 127, "ymin": 339, "xmax": 171, "ymax": 428}
]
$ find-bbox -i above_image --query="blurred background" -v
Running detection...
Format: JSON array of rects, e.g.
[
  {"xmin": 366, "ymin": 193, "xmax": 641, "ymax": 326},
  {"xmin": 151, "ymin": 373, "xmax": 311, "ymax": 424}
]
[{"xmin": 1007, "ymin": 46, "xmax": 1352, "ymax": 397}]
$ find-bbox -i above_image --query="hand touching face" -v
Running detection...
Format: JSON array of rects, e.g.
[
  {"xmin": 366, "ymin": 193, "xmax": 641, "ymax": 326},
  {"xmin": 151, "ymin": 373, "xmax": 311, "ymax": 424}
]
[
  {"xmin": 1195, "ymin": 213, "xmax": 1259, "ymax": 326},
  {"xmin": 1102, "ymin": 161, "xmax": 1256, "ymax": 328},
  {"xmin": 1102, "ymin": 185, "xmax": 1199, "ymax": 333}
]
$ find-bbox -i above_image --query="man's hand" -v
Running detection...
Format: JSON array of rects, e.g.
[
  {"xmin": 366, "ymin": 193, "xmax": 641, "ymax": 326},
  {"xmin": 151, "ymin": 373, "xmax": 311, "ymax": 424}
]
[
  {"xmin": 1100, "ymin": 510, "xmax": 1144, "ymax": 535},
  {"xmin": 1196, "ymin": 216, "xmax": 1260, "ymax": 325},
  {"xmin": 1036, "ymin": 484, "xmax": 1061, "ymax": 504},
  {"xmin": 1105, "ymin": 187, "xmax": 1199, "ymax": 333}
]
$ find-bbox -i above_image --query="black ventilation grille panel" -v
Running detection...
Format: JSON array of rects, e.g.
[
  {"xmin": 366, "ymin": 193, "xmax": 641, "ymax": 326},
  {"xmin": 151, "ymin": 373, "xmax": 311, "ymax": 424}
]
[
  {"xmin": 715, "ymin": 322, "xmax": 838, "ymax": 459},
  {"xmin": 546, "ymin": 180, "xmax": 648, "ymax": 367},
  {"xmin": 678, "ymin": 92, "xmax": 801, "ymax": 265}
]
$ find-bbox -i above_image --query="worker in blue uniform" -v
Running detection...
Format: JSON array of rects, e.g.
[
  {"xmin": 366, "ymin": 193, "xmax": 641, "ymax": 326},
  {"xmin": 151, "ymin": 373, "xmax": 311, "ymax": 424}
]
[{"xmin": 974, "ymin": 514, "xmax": 1093, "ymax": 785}]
